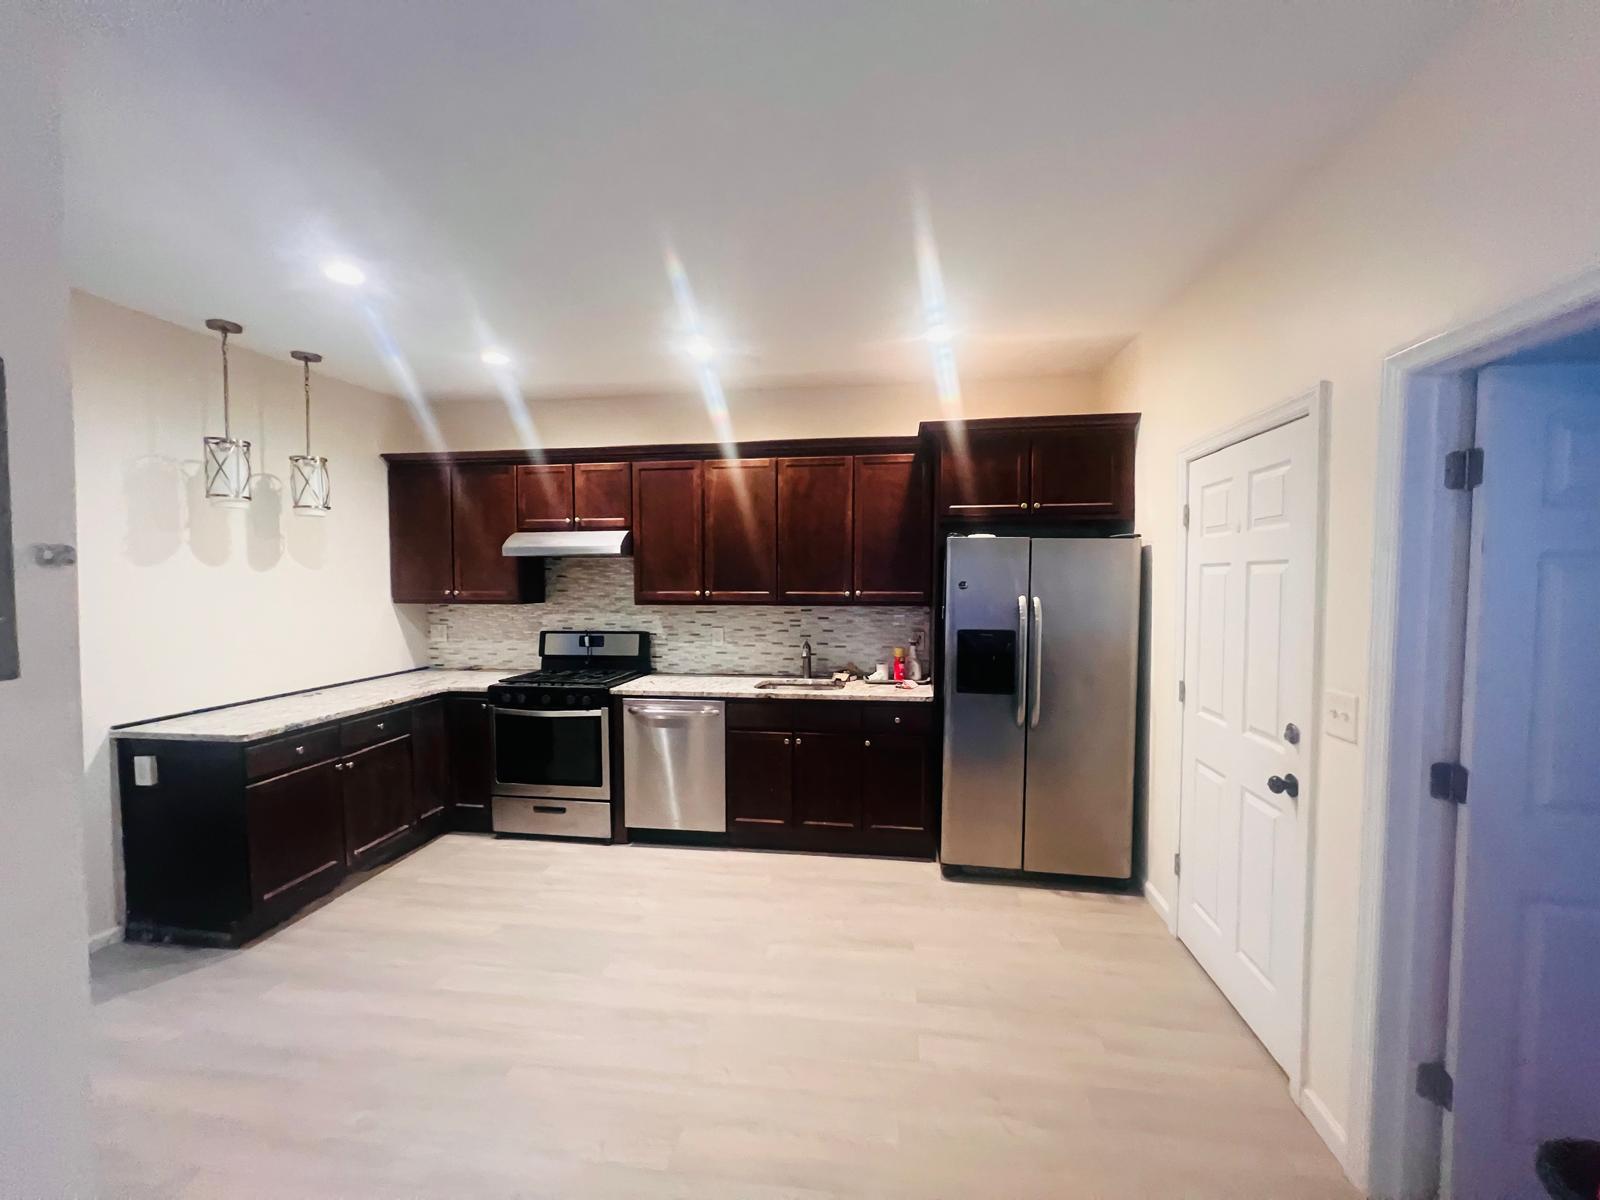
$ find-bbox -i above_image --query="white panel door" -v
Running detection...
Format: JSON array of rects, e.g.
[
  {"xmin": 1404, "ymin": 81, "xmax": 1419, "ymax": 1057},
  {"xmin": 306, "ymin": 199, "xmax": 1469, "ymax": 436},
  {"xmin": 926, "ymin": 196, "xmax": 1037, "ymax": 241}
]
[
  {"xmin": 1447, "ymin": 366, "xmax": 1600, "ymax": 1199},
  {"xmin": 1178, "ymin": 416, "xmax": 1315, "ymax": 1073}
]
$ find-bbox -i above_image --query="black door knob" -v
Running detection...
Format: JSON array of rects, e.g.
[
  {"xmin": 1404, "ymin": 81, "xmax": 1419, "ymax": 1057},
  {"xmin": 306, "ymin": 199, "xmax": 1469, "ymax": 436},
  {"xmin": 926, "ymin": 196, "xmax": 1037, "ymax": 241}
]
[{"xmin": 1267, "ymin": 773, "xmax": 1300, "ymax": 799}]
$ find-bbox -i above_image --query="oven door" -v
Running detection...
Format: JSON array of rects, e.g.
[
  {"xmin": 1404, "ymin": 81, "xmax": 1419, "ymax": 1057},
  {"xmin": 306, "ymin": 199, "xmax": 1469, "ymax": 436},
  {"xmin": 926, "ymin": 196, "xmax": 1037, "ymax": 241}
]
[{"xmin": 491, "ymin": 708, "xmax": 610, "ymax": 801}]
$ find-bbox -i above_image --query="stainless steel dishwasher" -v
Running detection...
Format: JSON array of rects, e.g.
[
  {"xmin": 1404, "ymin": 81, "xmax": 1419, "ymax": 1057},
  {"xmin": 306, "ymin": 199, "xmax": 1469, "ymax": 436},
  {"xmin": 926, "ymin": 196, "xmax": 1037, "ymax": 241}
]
[{"xmin": 622, "ymin": 699, "xmax": 727, "ymax": 832}]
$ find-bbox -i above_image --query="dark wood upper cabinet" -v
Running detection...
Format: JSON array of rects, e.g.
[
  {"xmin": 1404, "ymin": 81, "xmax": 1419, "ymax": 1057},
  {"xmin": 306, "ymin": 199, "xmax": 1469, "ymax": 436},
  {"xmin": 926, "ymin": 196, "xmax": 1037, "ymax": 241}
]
[
  {"xmin": 937, "ymin": 430, "xmax": 1031, "ymax": 519},
  {"xmin": 633, "ymin": 459, "xmax": 704, "ymax": 602},
  {"xmin": 451, "ymin": 464, "xmax": 521, "ymax": 601},
  {"xmin": 852, "ymin": 453, "xmax": 930, "ymax": 603},
  {"xmin": 776, "ymin": 456, "xmax": 854, "ymax": 603},
  {"xmin": 573, "ymin": 462, "xmax": 631, "ymax": 529},
  {"xmin": 515, "ymin": 464, "xmax": 574, "ymax": 531},
  {"xmin": 1029, "ymin": 425, "xmax": 1135, "ymax": 519},
  {"xmin": 388, "ymin": 463, "xmax": 455, "ymax": 603},
  {"xmin": 704, "ymin": 459, "xmax": 777, "ymax": 603}
]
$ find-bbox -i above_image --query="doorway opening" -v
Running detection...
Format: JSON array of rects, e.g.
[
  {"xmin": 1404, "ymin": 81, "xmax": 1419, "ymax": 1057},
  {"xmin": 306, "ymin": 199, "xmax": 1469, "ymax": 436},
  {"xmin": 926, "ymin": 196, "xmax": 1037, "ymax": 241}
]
[{"xmin": 1355, "ymin": 279, "xmax": 1600, "ymax": 1199}]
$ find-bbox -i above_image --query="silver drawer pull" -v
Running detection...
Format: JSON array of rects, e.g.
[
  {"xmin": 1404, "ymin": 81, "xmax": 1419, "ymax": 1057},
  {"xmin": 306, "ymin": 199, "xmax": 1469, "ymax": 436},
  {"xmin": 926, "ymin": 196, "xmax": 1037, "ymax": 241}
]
[
  {"xmin": 532, "ymin": 805, "xmax": 567, "ymax": 814},
  {"xmin": 295, "ymin": 745, "xmax": 306, "ymax": 755},
  {"xmin": 376, "ymin": 721, "xmax": 386, "ymax": 730}
]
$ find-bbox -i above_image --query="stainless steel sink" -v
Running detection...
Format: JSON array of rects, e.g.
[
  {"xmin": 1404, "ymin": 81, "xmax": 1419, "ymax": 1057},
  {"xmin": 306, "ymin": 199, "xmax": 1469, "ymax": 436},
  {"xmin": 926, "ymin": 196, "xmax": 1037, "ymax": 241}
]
[{"xmin": 754, "ymin": 678, "xmax": 847, "ymax": 691}]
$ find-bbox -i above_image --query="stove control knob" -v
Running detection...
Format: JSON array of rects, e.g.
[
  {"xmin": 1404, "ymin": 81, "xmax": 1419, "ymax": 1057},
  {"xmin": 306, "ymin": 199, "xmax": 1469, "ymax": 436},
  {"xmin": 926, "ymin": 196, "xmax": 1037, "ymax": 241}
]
[{"xmin": 581, "ymin": 693, "xmax": 595, "ymax": 708}]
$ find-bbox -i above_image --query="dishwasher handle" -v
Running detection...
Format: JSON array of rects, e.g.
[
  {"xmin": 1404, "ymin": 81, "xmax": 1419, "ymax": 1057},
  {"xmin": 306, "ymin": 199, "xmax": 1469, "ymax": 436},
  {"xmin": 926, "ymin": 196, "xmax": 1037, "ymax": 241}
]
[{"xmin": 625, "ymin": 703, "xmax": 723, "ymax": 718}]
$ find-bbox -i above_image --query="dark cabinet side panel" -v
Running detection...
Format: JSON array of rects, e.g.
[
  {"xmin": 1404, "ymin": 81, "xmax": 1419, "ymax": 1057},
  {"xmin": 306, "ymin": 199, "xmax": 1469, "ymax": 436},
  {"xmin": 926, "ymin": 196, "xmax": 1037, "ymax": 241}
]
[
  {"xmin": 448, "ymin": 695, "xmax": 494, "ymax": 831},
  {"xmin": 574, "ymin": 462, "xmax": 631, "ymax": 529},
  {"xmin": 388, "ymin": 462, "xmax": 454, "ymax": 602},
  {"xmin": 515, "ymin": 464, "xmax": 574, "ymax": 531},
  {"xmin": 411, "ymin": 699, "xmax": 451, "ymax": 829},
  {"xmin": 633, "ymin": 460, "xmax": 704, "ymax": 602},
  {"xmin": 246, "ymin": 760, "xmax": 346, "ymax": 905},
  {"xmin": 853, "ymin": 453, "xmax": 931, "ymax": 603},
  {"xmin": 776, "ymin": 456, "xmax": 854, "ymax": 602},
  {"xmin": 704, "ymin": 458, "xmax": 777, "ymax": 603},
  {"xmin": 452, "ymin": 464, "xmax": 522, "ymax": 601}
]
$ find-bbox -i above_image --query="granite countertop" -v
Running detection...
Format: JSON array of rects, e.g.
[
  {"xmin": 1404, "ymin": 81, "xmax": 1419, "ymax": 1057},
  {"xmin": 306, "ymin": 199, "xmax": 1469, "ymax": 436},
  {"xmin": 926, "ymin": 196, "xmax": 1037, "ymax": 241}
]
[
  {"xmin": 612, "ymin": 674, "xmax": 934, "ymax": 703},
  {"xmin": 111, "ymin": 669, "xmax": 508, "ymax": 744}
]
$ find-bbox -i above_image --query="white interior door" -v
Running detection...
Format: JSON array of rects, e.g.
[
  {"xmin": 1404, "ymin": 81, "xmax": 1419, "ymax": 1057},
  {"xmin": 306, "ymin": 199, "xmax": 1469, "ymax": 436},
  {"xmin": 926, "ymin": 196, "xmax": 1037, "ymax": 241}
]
[
  {"xmin": 1177, "ymin": 415, "xmax": 1315, "ymax": 1074},
  {"xmin": 1446, "ymin": 365, "xmax": 1600, "ymax": 1199}
]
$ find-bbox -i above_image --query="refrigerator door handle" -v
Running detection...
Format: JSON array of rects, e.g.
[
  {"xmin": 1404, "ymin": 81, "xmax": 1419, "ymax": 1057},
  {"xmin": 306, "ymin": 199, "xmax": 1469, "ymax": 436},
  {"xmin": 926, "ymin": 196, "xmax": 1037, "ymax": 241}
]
[
  {"xmin": 1015, "ymin": 594, "xmax": 1029, "ymax": 728},
  {"xmin": 1030, "ymin": 596, "xmax": 1044, "ymax": 728}
]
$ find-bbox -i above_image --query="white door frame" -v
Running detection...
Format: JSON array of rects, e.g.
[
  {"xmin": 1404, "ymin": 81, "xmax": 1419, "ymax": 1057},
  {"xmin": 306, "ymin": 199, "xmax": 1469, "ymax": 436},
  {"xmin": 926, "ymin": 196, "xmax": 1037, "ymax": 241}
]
[
  {"xmin": 1171, "ymin": 381, "xmax": 1331, "ymax": 1103},
  {"xmin": 1350, "ymin": 267, "xmax": 1600, "ymax": 1196}
]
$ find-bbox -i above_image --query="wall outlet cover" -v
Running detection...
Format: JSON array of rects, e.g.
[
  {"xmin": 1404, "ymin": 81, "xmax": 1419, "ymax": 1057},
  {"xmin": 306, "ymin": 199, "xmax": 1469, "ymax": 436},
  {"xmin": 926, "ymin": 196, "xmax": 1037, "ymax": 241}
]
[
  {"xmin": 133, "ymin": 755, "xmax": 159, "ymax": 787},
  {"xmin": 1324, "ymin": 689, "xmax": 1360, "ymax": 744}
]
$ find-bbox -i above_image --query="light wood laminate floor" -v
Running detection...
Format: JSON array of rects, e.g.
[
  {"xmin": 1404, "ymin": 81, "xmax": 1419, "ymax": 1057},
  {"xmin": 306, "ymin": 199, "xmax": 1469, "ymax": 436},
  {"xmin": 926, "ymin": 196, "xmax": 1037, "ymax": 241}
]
[{"xmin": 91, "ymin": 835, "xmax": 1356, "ymax": 1199}]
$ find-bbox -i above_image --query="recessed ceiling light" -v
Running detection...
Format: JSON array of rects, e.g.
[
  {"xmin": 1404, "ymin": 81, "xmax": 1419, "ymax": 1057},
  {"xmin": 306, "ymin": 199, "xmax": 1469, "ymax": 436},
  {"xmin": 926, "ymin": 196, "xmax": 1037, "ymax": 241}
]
[
  {"xmin": 480, "ymin": 348, "xmax": 511, "ymax": 367},
  {"xmin": 682, "ymin": 335, "xmax": 716, "ymax": 364},
  {"xmin": 321, "ymin": 259, "xmax": 366, "ymax": 287}
]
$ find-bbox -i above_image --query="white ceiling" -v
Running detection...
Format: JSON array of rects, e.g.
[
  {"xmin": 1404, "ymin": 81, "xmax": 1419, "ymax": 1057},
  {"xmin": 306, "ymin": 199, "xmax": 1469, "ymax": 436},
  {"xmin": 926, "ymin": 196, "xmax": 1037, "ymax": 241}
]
[{"xmin": 62, "ymin": 1, "xmax": 1465, "ymax": 401}]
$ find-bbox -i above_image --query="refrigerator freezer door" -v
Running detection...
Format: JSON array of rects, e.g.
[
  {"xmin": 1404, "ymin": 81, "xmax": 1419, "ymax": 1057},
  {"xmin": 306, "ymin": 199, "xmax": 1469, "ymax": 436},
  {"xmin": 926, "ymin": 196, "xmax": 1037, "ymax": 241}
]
[
  {"xmin": 941, "ymin": 536, "xmax": 1031, "ymax": 869},
  {"xmin": 1022, "ymin": 537, "xmax": 1140, "ymax": 877}
]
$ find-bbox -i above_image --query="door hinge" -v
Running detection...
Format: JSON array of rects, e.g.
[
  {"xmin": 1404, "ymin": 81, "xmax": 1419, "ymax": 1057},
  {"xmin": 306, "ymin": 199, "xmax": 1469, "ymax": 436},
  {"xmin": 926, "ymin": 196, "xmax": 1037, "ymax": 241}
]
[
  {"xmin": 1178, "ymin": 679, "xmax": 1186, "ymax": 703},
  {"xmin": 1173, "ymin": 852, "xmax": 1181, "ymax": 878},
  {"xmin": 1182, "ymin": 503, "xmax": 1190, "ymax": 529},
  {"xmin": 1429, "ymin": 761, "xmax": 1469, "ymax": 805},
  {"xmin": 1444, "ymin": 447, "xmax": 1484, "ymax": 491},
  {"xmin": 1416, "ymin": 1060, "xmax": 1454, "ymax": 1111}
]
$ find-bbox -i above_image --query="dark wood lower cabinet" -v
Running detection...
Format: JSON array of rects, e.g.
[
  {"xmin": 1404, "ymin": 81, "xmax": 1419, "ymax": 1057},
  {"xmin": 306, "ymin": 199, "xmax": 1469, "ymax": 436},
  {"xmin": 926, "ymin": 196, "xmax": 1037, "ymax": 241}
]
[
  {"xmin": 447, "ymin": 695, "xmax": 494, "ymax": 832},
  {"xmin": 118, "ymin": 689, "xmax": 499, "ymax": 948},
  {"xmin": 724, "ymin": 701, "xmax": 935, "ymax": 858},
  {"xmin": 341, "ymin": 735, "xmax": 416, "ymax": 869},
  {"xmin": 245, "ymin": 760, "xmax": 345, "ymax": 906}
]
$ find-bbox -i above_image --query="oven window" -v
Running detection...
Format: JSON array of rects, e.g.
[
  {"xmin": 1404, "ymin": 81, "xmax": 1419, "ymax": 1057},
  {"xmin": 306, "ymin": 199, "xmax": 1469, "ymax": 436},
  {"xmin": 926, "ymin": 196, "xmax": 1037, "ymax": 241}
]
[{"xmin": 495, "ymin": 711, "xmax": 604, "ymax": 788}]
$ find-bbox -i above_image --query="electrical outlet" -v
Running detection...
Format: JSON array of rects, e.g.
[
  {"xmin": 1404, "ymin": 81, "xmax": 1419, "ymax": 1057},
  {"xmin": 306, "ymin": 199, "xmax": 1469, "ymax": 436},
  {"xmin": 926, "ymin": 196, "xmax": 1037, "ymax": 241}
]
[
  {"xmin": 1324, "ymin": 689, "xmax": 1360, "ymax": 744},
  {"xmin": 133, "ymin": 755, "xmax": 159, "ymax": 787}
]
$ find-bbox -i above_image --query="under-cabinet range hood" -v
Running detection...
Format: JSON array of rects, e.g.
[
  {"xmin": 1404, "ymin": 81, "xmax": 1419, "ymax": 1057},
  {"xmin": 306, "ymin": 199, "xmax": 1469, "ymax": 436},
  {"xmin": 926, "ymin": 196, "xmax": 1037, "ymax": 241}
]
[{"xmin": 501, "ymin": 530, "xmax": 631, "ymax": 558}]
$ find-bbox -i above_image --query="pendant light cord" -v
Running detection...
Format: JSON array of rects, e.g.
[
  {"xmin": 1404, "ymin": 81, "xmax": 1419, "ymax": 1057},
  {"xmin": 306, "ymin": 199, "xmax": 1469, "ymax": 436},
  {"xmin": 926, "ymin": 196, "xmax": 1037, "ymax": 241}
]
[
  {"xmin": 303, "ymin": 358, "xmax": 312, "ymax": 456},
  {"xmin": 220, "ymin": 327, "xmax": 232, "ymax": 439}
]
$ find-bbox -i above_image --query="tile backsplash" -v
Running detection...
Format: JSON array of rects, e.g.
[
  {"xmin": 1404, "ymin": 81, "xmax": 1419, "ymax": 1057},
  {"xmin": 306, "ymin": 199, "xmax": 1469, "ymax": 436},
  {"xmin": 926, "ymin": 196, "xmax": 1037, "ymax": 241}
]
[{"xmin": 427, "ymin": 557, "xmax": 931, "ymax": 676}]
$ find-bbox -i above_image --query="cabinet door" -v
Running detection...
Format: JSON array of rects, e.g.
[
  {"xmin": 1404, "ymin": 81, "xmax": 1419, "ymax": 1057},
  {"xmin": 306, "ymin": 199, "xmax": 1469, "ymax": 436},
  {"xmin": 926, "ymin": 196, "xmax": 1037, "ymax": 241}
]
[
  {"xmin": 448, "ymin": 696, "xmax": 494, "ymax": 832},
  {"xmin": 777, "ymin": 456, "xmax": 854, "ymax": 603},
  {"xmin": 574, "ymin": 462, "xmax": 631, "ymax": 529},
  {"xmin": 452, "ymin": 464, "xmax": 521, "ymax": 600},
  {"xmin": 792, "ymin": 732, "xmax": 862, "ymax": 829},
  {"xmin": 411, "ymin": 699, "xmax": 451, "ymax": 828},
  {"xmin": 861, "ymin": 735, "xmax": 929, "ymax": 833},
  {"xmin": 938, "ymin": 430, "xmax": 1030, "ymax": 519},
  {"xmin": 852, "ymin": 454, "xmax": 930, "ymax": 603},
  {"xmin": 726, "ymin": 730, "xmax": 793, "ymax": 827},
  {"xmin": 704, "ymin": 459, "xmax": 777, "ymax": 603},
  {"xmin": 1029, "ymin": 425, "xmax": 1135, "ymax": 519},
  {"xmin": 388, "ymin": 463, "xmax": 454, "ymax": 603},
  {"xmin": 515, "ymin": 464, "xmax": 574, "ymax": 531},
  {"xmin": 246, "ymin": 760, "xmax": 346, "ymax": 905},
  {"xmin": 633, "ymin": 460, "xmax": 704, "ymax": 602},
  {"xmin": 342, "ymin": 736, "xmax": 416, "ymax": 869}
]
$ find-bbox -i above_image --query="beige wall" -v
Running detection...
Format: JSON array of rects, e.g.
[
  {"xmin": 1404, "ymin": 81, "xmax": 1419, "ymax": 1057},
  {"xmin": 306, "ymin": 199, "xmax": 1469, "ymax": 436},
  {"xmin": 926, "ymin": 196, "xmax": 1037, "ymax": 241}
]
[
  {"xmin": 73, "ymin": 293, "xmax": 430, "ymax": 941},
  {"xmin": 383, "ymin": 372, "xmax": 1102, "ymax": 452},
  {"xmin": 0, "ymin": 12, "xmax": 94, "ymax": 1194},
  {"xmin": 1098, "ymin": 0, "xmax": 1600, "ymax": 1167}
]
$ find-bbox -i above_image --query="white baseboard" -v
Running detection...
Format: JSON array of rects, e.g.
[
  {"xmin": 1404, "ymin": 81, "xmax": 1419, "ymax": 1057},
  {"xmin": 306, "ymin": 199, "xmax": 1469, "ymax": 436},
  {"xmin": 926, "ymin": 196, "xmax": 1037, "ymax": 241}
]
[
  {"xmin": 88, "ymin": 924, "xmax": 124, "ymax": 952},
  {"xmin": 1143, "ymin": 877, "xmax": 1176, "ymax": 932},
  {"xmin": 1299, "ymin": 1085, "xmax": 1355, "ymax": 1181}
]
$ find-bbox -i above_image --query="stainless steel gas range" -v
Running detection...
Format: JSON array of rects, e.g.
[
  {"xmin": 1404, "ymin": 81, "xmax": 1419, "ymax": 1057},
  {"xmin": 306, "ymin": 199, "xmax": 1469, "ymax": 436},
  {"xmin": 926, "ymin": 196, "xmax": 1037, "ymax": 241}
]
[{"xmin": 486, "ymin": 630, "xmax": 650, "ymax": 841}]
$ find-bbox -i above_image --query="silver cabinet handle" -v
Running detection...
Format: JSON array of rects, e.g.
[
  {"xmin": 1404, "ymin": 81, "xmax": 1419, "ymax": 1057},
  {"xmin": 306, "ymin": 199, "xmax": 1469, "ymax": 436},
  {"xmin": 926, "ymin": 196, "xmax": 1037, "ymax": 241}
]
[
  {"xmin": 863, "ymin": 739, "xmax": 871, "ymax": 747},
  {"xmin": 1030, "ymin": 596, "xmax": 1043, "ymax": 729},
  {"xmin": 376, "ymin": 722, "xmax": 386, "ymax": 731},
  {"xmin": 795, "ymin": 737, "xmax": 802, "ymax": 745},
  {"xmin": 1015, "ymin": 595, "xmax": 1028, "ymax": 728},
  {"xmin": 893, "ymin": 715, "xmax": 901, "ymax": 725},
  {"xmin": 295, "ymin": 745, "xmax": 306, "ymax": 755},
  {"xmin": 784, "ymin": 737, "xmax": 791, "ymax": 745}
]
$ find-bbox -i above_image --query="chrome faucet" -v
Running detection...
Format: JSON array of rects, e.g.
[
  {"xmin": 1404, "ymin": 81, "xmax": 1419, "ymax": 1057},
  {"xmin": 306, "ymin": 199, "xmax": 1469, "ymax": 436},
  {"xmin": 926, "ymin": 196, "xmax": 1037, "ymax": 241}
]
[{"xmin": 800, "ymin": 638, "xmax": 813, "ymax": 679}]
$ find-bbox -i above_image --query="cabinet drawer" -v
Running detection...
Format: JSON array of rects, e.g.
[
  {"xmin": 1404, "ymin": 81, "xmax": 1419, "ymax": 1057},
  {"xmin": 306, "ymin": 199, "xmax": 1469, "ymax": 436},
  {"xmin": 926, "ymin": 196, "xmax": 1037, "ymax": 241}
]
[
  {"xmin": 862, "ymin": 704, "xmax": 932, "ymax": 735},
  {"xmin": 725, "ymin": 699, "xmax": 863, "ymax": 732},
  {"xmin": 491, "ymin": 797, "xmax": 612, "ymax": 840},
  {"xmin": 341, "ymin": 707, "xmax": 411, "ymax": 751},
  {"xmin": 246, "ymin": 727, "xmax": 340, "ymax": 781}
]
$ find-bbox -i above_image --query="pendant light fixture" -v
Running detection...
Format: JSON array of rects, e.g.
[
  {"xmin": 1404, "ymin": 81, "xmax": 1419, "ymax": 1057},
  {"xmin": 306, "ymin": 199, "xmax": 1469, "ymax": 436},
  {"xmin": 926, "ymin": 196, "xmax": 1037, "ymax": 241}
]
[
  {"xmin": 202, "ymin": 318, "xmax": 252, "ymax": 506},
  {"xmin": 288, "ymin": 350, "xmax": 331, "ymax": 516}
]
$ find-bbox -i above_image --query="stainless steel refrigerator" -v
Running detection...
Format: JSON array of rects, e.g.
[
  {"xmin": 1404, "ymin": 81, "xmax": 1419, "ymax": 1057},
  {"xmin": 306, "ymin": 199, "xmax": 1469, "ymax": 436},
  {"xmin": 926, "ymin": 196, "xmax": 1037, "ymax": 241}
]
[{"xmin": 941, "ymin": 534, "xmax": 1140, "ymax": 876}]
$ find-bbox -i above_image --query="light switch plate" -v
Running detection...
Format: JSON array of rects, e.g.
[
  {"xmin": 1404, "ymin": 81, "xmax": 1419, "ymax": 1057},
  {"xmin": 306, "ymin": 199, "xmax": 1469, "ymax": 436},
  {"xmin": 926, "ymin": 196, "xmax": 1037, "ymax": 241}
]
[
  {"xmin": 133, "ymin": 755, "xmax": 159, "ymax": 787},
  {"xmin": 1325, "ymin": 689, "xmax": 1360, "ymax": 744}
]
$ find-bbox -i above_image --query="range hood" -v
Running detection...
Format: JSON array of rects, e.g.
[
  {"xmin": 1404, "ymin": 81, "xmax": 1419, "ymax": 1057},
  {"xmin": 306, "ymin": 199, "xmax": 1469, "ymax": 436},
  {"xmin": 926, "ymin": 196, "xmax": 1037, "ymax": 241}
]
[{"xmin": 501, "ymin": 530, "xmax": 632, "ymax": 558}]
